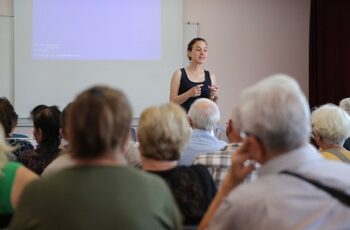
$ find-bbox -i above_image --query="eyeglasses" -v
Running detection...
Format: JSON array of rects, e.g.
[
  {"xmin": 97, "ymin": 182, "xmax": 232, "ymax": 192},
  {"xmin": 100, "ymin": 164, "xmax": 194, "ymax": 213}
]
[{"xmin": 240, "ymin": 131, "xmax": 252, "ymax": 140}]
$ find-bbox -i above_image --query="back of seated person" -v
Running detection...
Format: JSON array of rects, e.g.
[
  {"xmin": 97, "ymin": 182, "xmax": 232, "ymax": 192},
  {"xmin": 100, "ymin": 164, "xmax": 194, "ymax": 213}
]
[
  {"xmin": 0, "ymin": 97, "xmax": 34, "ymax": 159},
  {"xmin": 138, "ymin": 103, "xmax": 217, "ymax": 225},
  {"xmin": 193, "ymin": 106, "xmax": 258, "ymax": 188},
  {"xmin": 179, "ymin": 98, "xmax": 227, "ymax": 166},
  {"xmin": 311, "ymin": 103, "xmax": 350, "ymax": 162},
  {"xmin": 18, "ymin": 106, "xmax": 61, "ymax": 175},
  {"xmin": 10, "ymin": 86, "xmax": 182, "ymax": 230},
  {"xmin": 0, "ymin": 123, "xmax": 37, "ymax": 228}
]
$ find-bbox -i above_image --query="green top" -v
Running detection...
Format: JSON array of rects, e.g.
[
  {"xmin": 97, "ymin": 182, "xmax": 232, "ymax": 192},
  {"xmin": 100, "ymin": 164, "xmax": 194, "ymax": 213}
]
[
  {"xmin": 10, "ymin": 165, "xmax": 182, "ymax": 230},
  {"xmin": 0, "ymin": 162, "xmax": 21, "ymax": 214}
]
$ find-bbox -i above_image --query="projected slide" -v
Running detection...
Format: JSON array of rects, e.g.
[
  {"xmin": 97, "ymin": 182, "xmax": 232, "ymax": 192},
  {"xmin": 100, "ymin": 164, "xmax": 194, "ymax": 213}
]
[{"xmin": 32, "ymin": 0, "xmax": 161, "ymax": 60}]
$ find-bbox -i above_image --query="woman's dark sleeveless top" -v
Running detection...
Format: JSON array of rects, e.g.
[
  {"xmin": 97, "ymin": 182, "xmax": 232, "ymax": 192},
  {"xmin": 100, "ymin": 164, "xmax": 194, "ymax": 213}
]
[{"xmin": 178, "ymin": 68, "xmax": 212, "ymax": 112}]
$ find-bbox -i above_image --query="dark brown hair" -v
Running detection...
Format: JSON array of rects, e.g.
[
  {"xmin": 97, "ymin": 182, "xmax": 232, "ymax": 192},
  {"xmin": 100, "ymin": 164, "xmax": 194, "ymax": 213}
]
[
  {"xmin": 0, "ymin": 97, "xmax": 18, "ymax": 136},
  {"xmin": 68, "ymin": 86, "xmax": 132, "ymax": 158},
  {"xmin": 187, "ymin": 37, "xmax": 207, "ymax": 60},
  {"xmin": 33, "ymin": 106, "xmax": 61, "ymax": 158}
]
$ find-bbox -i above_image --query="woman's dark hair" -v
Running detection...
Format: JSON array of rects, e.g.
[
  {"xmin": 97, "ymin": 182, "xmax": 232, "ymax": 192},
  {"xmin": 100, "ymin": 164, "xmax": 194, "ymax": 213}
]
[
  {"xmin": 187, "ymin": 37, "xmax": 207, "ymax": 60},
  {"xmin": 33, "ymin": 106, "xmax": 61, "ymax": 158},
  {"xmin": 0, "ymin": 97, "xmax": 18, "ymax": 136},
  {"xmin": 68, "ymin": 86, "xmax": 132, "ymax": 159},
  {"xmin": 30, "ymin": 104, "xmax": 48, "ymax": 119}
]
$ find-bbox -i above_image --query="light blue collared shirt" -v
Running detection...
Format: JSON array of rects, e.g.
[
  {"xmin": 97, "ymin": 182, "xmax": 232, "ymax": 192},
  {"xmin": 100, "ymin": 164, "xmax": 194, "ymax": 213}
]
[
  {"xmin": 179, "ymin": 129, "xmax": 227, "ymax": 166},
  {"xmin": 209, "ymin": 144, "xmax": 350, "ymax": 230}
]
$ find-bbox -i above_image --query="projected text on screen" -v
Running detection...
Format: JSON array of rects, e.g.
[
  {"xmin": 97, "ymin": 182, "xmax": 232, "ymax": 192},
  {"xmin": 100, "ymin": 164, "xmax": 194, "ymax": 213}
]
[{"xmin": 32, "ymin": 0, "xmax": 161, "ymax": 60}]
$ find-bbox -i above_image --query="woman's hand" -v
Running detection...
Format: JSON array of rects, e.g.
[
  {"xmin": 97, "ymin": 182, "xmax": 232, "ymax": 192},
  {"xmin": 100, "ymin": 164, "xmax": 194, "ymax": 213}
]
[
  {"xmin": 188, "ymin": 84, "xmax": 203, "ymax": 97},
  {"xmin": 209, "ymin": 84, "xmax": 218, "ymax": 101}
]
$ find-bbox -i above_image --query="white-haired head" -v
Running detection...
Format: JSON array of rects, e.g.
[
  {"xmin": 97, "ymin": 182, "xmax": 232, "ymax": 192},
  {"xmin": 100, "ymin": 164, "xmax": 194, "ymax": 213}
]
[
  {"xmin": 311, "ymin": 103, "xmax": 350, "ymax": 145},
  {"xmin": 339, "ymin": 98, "xmax": 350, "ymax": 115},
  {"xmin": 188, "ymin": 98, "xmax": 220, "ymax": 131},
  {"xmin": 239, "ymin": 74, "xmax": 311, "ymax": 152}
]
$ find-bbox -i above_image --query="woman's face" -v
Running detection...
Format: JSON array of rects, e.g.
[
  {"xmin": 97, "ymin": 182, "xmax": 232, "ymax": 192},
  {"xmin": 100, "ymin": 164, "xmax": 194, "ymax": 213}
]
[{"xmin": 188, "ymin": 40, "xmax": 207, "ymax": 64}]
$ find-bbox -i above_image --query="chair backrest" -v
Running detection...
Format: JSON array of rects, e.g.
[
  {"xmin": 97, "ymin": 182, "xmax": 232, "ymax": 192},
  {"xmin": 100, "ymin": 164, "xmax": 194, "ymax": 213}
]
[{"xmin": 130, "ymin": 127, "xmax": 137, "ymax": 142}]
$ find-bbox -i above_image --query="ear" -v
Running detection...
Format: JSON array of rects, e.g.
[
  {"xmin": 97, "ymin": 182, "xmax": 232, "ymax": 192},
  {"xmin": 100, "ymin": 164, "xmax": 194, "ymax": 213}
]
[
  {"xmin": 244, "ymin": 136, "xmax": 268, "ymax": 164},
  {"xmin": 187, "ymin": 50, "xmax": 191, "ymax": 59},
  {"xmin": 313, "ymin": 131, "xmax": 322, "ymax": 147},
  {"xmin": 226, "ymin": 119, "xmax": 233, "ymax": 139},
  {"xmin": 188, "ymin": 117, "xmax": 193, "ymax": 128},
  {"xmin": 119, "ymin": 131, "xmax": 130, "ymax": 155},
  {"xmin": 59, "ymin": 128, "xmax": 66, "ymax": 140}
]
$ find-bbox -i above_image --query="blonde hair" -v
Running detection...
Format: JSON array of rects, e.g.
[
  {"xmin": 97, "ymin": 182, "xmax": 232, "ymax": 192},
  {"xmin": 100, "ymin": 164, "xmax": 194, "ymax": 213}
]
[
  {"xmin": 138, "ymin": 103, "xmax": 191, "ymax": 161},
  {"xmin": 0, "ymin": 123, "xmax": 15, "ymax": 171}
]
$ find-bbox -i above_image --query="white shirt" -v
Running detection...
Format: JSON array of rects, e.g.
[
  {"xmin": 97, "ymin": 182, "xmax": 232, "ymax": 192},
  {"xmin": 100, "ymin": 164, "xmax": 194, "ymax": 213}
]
[{"xmin": 209, "ymin": 144, "xmax": 350, "ymax": 230}]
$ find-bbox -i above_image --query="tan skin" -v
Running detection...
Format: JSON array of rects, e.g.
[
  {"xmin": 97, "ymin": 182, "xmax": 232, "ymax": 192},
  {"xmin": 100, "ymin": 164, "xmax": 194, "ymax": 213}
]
[
  {"xmin": 170, "ymin": 40, "xmax": 218, "ymax": 105},
  {"xmin": 7, "ymin": 128, "xmax": 39, "ymax": 208},
  {"xmin": 225, "ymin": 119, "xmax": 243, "ymax": 143}
]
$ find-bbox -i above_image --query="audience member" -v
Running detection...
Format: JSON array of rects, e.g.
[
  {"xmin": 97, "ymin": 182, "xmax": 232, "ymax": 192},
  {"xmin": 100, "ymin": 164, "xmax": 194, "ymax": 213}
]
[
  {"xmin": 0, "ymin": 123, "xmax": 37, "ymax": 228},
  {"xmin": 0, "ymin": 97, "xmax": 34, "ymax": 159},
  {"xmin": 138, "ymin": 103, "xmax": 216, "ymax": 225},
  {"xmin": 193, "ymin": 106, "xmax": 244, "ymax": 188},
  {"xmin": 17, "ymin": 106, "xmax": 61, "ymax": 174},
  {"xmin": 311, "ymin": 104, "xmax": 350, "ymax": 162},
  {"xmin": 43, "ymin": 103, "xmax": 141, "ymax": 175},
  {"xmin": 42, "ymin": 103, "xmax": 73, "ymax": 174},
  {"xmin": 30, "ymin": 104, "xmax": 48, "ymax": 119},
  {"xmin": 179, "ymin": 98, "xmax": 226, "ymax": 165},
  {"xmin": 339, "ymin": 97, "xmax": 350, "ymax": 150},
  {"xmin": 200, "ymin": 74, "xmax": 350, "ymax": 230},
  {"xmin": 10, "ymin": 86, "xmax": 182, "ymax": 229}
]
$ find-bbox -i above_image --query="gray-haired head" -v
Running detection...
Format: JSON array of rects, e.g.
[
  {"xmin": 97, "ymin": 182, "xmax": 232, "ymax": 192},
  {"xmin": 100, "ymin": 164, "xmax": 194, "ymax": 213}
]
[
  {"xmin": 339, "ymin": 98, "xmax": 350, "ymax": 115},
  {"xmin": 188, "ymin": 98, "xmax": 220, "ymax": 131},
  {"xmin": 239, "ymin": 74, "xmax": 311, "ymax": 153},
  {"xmin": 311, "ymin": 103, "xmax": 350, "ymax": 145}
]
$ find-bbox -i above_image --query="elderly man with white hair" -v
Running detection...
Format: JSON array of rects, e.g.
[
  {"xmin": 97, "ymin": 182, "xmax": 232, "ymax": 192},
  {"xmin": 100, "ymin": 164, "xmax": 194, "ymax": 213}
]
[
  {"xmin": 179, "ymin": 98, "xmax": 227, "ymax": 166},
  {"xmin": 199, "ymin": 74, "xmax": 350, "ymax": 230}
]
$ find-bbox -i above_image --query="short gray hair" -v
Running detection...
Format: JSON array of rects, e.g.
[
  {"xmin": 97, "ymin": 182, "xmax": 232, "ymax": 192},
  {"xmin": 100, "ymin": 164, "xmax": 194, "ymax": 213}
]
[
  {"xmin": 188, "ymin": 98, "xmax": 220, "ymax": 131},
  {"xmin": 339, "ymin": 98, "xmax": 350, "ymax": 115},
  {"xmin": 311, "ymin": 104, "xmax": 350, "ymax": 145},
  {"xmin": 239, "ymin": 74, "xmax": 311, "ymax": 152}
]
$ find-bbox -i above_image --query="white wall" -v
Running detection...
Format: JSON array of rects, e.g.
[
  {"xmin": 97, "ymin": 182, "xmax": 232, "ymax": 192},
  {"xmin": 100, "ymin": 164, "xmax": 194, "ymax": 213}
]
[
  {"xmin": 2, "ymin": 0, "xmax": 310, "ymax": 130},
  {"xmin": 184, "ymin": 0, "xmax": 310, "ymax": 124},
  {"xmin": 0, "ymin": 0, "xmax": 14, "ymax": 101}
]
